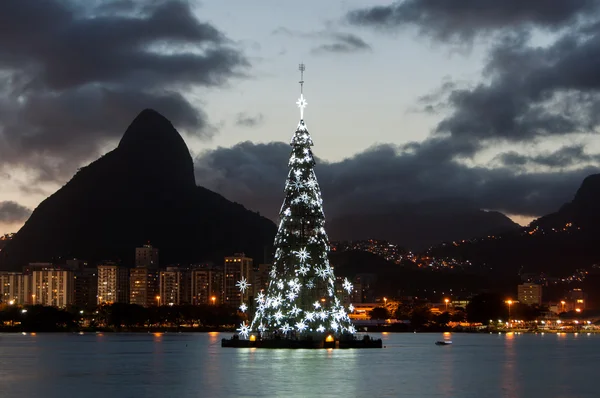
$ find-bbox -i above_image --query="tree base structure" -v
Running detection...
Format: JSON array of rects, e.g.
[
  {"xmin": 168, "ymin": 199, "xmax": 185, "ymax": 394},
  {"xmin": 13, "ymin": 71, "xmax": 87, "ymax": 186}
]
[{"xmin": 221, "ymin": 334, "xmax": 383, "ymax": 349}]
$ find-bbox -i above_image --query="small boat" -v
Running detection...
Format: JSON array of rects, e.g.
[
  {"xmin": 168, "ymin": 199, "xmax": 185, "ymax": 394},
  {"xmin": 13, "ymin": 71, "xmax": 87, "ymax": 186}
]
[{"xmin": 435, "ymin": 340, "xmax": 452, "ymax": 346}]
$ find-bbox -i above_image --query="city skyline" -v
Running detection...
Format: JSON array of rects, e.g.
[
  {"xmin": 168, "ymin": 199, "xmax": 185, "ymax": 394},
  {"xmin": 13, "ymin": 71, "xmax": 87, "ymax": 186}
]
[{"xmin": 3, "ymin": 1, "xmax": 600, "ymax": 234}]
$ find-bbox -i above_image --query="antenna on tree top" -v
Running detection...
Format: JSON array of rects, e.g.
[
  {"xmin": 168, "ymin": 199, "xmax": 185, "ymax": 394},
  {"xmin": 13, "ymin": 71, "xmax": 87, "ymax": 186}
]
[
  {"xmin": 299, "ymin": 63, "xmax": 305, "ymax": 93},
  {"xmin": 296, "ymin": 63, "xmax": 307, "ymax": 120}
]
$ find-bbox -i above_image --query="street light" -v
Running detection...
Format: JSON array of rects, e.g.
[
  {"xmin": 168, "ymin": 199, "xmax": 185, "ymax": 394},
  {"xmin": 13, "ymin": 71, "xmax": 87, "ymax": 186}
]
[
  {"xmin": 561, "ymin": 300, "xmax": 566, "ymax": 313},
  {"xmin": 444, "ymin": 298, "xmax": 450, "ymax": 311},
  {"xmin": 211, "ymin": 296, "xmax": 216, "ymax": 305},
  {"xmin": 506, "ymin": 300, "xmax": 513, "ymax": 321},
  {"xmin": 383, "ymin": 297, "xmax": 387, "ymax": 307},
  {"xmin": 156, "ymin": 296, "xmax": 160, "ymax": 306}
]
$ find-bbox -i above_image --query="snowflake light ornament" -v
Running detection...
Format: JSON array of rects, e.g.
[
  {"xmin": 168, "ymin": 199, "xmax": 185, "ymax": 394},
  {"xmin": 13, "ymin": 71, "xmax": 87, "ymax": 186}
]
[
  {"xmin": 298, "ymin": 265, "xmax": 310, "ymax": 275},
  {"xmin": 239, "ymin": 303, "xmax": 248, "ymax": 312},
  {"xmin": 274, "ymin": 310, "xmax": 284, "ymax": 322},
  {"xmin": 295, "ymin": 248, "xmax": 310, "ymax": 262},
  {"xmin": 236, "ymin": 277, "xmax": 251, "ymax": 293},
  {"xmin": 256, "ymin": 291, "xmax": 265, "ymax": 303},
  {"xmin": 287, "ymin": 291, "xmax": 297, "ymax": 301},
  {"xmin": 316, "ymin": 267, "xmax": 327, "ymax": 279},
  {"xmin": 295, "ymin": 321, "xmax": 308, "ymax": 332},
  {"xmin": 330, "ymin": 320, "xmax": 339, "ymax": 331},
  {"xmin": 290, "ymin": 306, "xmax": 302, "ymax": 316},
  {"xmin": 343, "ymin": 278, "xmax": 353, "ymax": 294},
  {"xmin": 237, "ymin": 322, "xmax": 251, "ymax": 339},
  {"xmin": 272, "ymin": 294, "xmax": 283, "ymax": 308}
]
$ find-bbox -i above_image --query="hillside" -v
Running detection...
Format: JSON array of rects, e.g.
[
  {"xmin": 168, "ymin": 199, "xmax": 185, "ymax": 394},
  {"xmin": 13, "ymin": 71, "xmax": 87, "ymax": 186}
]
[
  {"xmin": 0, "ymin": 110, "xmax": 276, "ymax": 269},
  {"xmin": 427, "ymin": 173, "xmax": 600, "ymax": 277},
  {"xmin": 328, "ymin": 201, "xmax": 519, "ymax": 250}
]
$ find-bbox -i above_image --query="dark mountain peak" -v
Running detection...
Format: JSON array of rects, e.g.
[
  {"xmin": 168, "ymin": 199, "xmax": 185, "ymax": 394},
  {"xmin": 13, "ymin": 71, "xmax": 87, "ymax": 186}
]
[
  {"xmin": 115, "ymin": 108, "xmax": 195, "ymax": 189},
  {"xmin": 119, "ymin": 109, "xmax": 189, "ymax": 156},
  {"xmin": 535, "ymin": 173, "xmax": 600, "ymax": 228},
  {"xmin": 118, "ymin": 109, "xmax": 180, "ymax": 149},
  {"xmin": 0, "ymin": 110, "xmax": 276, "ymax": 270},
  {"xmin": 573, "ymin": 173, "xmax": 600, "ymax": 207}
]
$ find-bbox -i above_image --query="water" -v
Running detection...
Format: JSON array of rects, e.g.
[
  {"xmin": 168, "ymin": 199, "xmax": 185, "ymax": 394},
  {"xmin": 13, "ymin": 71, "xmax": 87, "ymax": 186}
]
[{"xmin": 0, "ymin": 332, "xmax": 598, "ymax": 397}]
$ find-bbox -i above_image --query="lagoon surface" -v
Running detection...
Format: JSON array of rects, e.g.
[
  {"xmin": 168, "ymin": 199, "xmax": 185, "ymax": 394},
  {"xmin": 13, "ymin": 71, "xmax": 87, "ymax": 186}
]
[{"xmin": 0, "ymin": 332, "xmax": 598, "ymax": 398}]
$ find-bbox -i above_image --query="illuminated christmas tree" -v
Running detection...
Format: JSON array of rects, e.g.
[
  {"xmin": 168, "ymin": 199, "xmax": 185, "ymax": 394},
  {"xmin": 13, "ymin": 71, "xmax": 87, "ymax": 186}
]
[{"xmin": 236, "ymin": 65, "xmax": 355, "ymax": 339}]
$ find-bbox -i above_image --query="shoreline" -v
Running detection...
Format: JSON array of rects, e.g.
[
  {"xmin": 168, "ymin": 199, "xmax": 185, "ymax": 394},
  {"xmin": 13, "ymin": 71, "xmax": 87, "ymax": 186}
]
[{"xmin": 1, "ymin": 327, "xmax": 599, "ymax": 334}]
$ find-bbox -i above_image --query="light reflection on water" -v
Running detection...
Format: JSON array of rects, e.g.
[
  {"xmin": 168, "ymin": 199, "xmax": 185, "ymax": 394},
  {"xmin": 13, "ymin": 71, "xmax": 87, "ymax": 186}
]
[
  {"xmin": 502, "ymin": 332, "xmax": 518, "ymax": 398},
  {"xmin": 0, "ymin": 332, "xmax": 598, "ymax": 397}
]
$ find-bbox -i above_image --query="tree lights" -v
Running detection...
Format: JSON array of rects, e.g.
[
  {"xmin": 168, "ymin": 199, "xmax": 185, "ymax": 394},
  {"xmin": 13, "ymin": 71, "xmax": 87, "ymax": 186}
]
[{"xmin": 236, "ymin": 65, "xmax": 354, "ymax": 339}]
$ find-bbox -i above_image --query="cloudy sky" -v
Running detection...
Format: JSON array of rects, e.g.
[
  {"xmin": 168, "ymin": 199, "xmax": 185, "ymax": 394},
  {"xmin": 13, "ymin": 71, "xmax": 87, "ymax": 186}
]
[{"xmin": 2, "ymin": 0, "xmax": 600, "ymax": 234}]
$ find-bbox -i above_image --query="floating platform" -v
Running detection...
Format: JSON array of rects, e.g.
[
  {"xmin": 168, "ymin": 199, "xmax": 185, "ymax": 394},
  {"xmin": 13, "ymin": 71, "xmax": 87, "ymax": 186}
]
[{"xmin": 221, "ymin": 335, "xmax": 383, "ymax": 349}]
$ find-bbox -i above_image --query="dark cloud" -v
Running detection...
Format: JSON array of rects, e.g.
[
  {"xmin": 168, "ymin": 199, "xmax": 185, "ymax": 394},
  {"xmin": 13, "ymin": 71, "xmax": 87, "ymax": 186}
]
[
  {"xmin": 498, "ymin": 145, "xmax": 600, "ymax": 168},
  {"xmin": 272, "ymin": 27, "xmax": 371, "ymax": 55},
  {"xmin": 0, "ymin": 201, "xmax": 32, "ymax": 224},
  {"xmin": 194, "ymin": 140, "xmax": 599, "ymax": 221},
  {"xmin": 428, "ymin": 28, "xmax": 600, "ymax": 146},
  {"xmin": 311, "ymin": 33, "xmax": 372, "ymax": 54},
  {"xmin": 235, "ymin": 113, "xmax": 265, "ymax": 128},
  {"xmin": 347, "ymin": 0, "xmax": 599, "ymax": 41},
  {"xmin": 0, "ymin": 0, "xmax": 247, "ymax": 181},
  {"xmin": 348, "ymin": 1, "xmax": 600, "ymax": 150}
]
